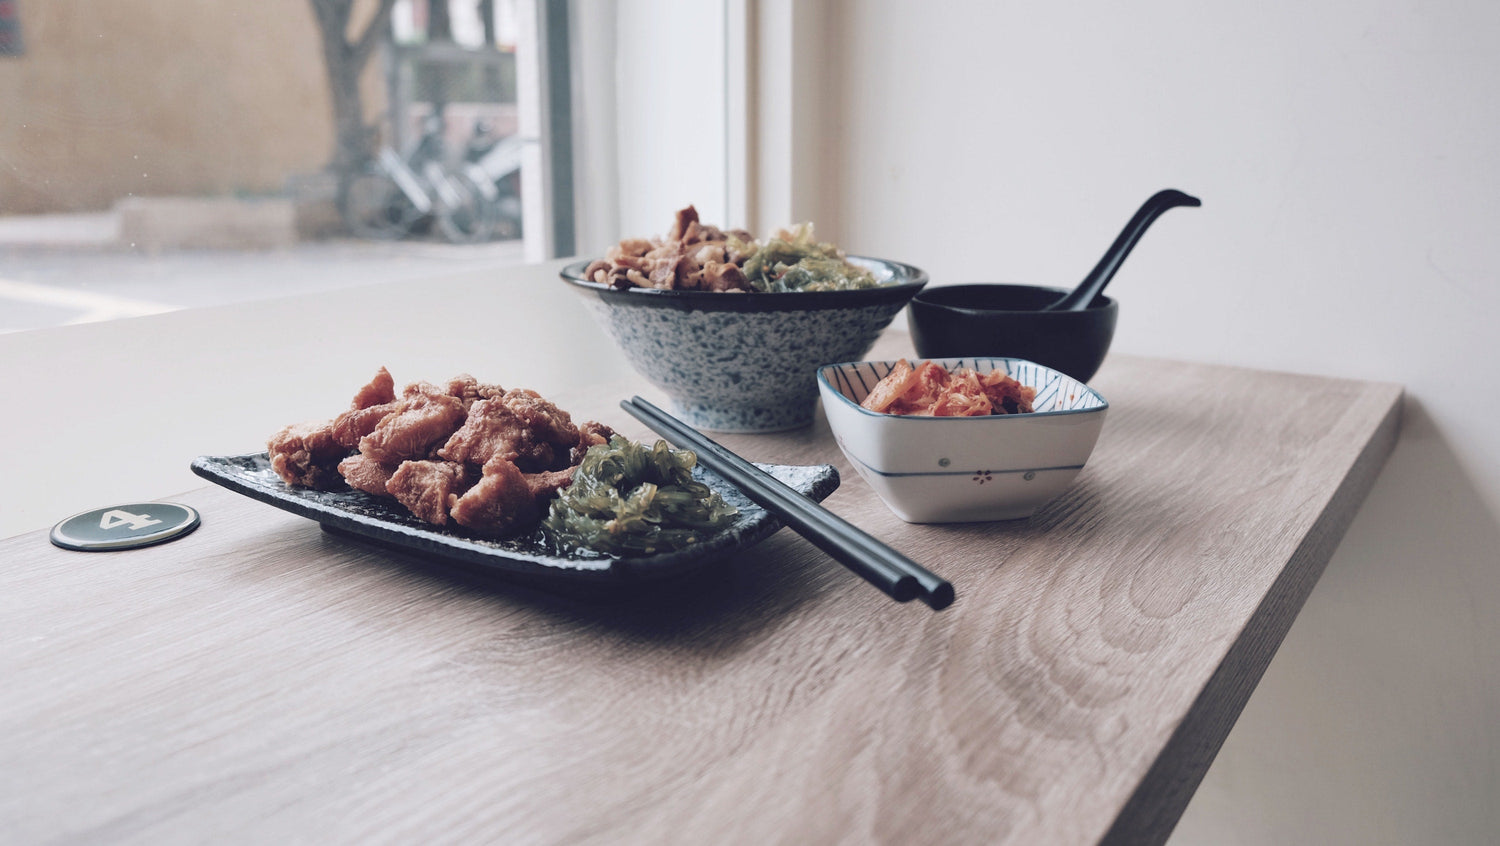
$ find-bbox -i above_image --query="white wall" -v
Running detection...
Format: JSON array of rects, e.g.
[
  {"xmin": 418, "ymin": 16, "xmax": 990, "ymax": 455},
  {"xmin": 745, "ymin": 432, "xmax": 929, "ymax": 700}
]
[
  {"xmin": 807, "ymin": 1, "xmax": 1500, "ymax": 843},
  {"xmin": 568, "ymin": 0, "xmax": 620, "ymax": 258},
  {"xmin": 609, "ymin": 0, "xmax": 728, "ymax": 249}
]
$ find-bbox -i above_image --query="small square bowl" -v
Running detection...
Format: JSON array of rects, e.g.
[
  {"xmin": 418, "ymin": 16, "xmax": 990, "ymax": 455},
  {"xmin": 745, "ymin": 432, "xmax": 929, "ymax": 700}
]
[{"xmin": 817, "ymin": 357, "xmax": 1109, "ymax": 523}]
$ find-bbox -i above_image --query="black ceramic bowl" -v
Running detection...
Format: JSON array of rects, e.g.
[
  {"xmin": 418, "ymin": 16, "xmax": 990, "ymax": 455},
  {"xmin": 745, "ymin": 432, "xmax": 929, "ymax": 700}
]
[{"xmin": 907, "ymin": 284, "xmax": 1117, "ymax": 383}]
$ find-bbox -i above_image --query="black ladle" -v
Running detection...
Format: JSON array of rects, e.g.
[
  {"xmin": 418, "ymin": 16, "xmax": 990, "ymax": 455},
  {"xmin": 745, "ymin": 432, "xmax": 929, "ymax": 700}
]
[{"xmin": 1046, "ymin": 189, "xmax": 1201, "ymax": 311}]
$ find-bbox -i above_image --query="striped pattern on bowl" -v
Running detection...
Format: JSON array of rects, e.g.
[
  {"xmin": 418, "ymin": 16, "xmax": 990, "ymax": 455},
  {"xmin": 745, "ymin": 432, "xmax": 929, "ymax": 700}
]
[{"xmin": 816, "ymin": 358, "xmax": 1109, "ymax": 523}]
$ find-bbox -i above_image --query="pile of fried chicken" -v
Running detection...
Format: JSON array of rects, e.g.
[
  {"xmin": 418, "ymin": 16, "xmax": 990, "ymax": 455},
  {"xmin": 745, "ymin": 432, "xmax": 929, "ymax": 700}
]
[
  {"xmin": 580, "ymin": 205, "xmax": 757, "ymax": 292},
  {"xmin": 267, "ymin": 368, "xmax": 612, "ymax": 537}
]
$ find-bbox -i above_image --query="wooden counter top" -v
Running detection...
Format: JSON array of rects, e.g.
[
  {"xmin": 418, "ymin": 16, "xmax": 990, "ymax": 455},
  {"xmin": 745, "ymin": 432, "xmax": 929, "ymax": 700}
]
[{"xmin": 0, "ymin": 261, "xmax": 1401, "ymax": 843}]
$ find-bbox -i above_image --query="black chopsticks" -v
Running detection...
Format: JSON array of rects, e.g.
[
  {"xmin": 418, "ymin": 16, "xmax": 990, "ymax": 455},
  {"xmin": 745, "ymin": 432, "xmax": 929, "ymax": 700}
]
[{"xmin": 620, "ymin": 396, "xmax": 955, "ymax": 611}]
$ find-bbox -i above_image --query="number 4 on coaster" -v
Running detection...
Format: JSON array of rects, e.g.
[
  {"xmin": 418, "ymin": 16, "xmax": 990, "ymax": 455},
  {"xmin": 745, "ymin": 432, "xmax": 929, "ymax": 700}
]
[
  {"xmin": 99, "ymin": 509, "xmax": 163, "ymax": 531},
  {"xmin": 51, "ymin": 503, "xmax": 201, "ymax": 552}
]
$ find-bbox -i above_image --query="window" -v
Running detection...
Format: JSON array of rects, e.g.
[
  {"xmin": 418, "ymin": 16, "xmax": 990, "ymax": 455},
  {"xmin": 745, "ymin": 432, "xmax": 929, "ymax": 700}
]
[{"xmin": 0, "ymin": 0, "xmax": 637, "ymax": 332}]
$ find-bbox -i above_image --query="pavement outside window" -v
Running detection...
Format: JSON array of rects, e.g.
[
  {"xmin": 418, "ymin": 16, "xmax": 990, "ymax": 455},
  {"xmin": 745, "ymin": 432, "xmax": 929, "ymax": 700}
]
[{"xmin": 0, "ymin": 212, "xmax": 525, "ymax": 334}]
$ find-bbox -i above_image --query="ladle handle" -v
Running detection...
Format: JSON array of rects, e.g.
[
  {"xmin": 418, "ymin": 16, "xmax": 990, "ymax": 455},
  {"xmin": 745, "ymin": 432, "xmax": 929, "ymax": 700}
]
[{"xmin": 1049, "ymin": 189, "xmax": 1201, "ymax": 312}]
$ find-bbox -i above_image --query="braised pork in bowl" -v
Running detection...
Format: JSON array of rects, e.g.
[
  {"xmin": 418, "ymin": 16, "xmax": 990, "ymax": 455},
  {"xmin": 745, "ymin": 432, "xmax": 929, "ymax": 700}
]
[{"xmin": 560, "ymin": 207, "xmax": 926, "ymax": 432}]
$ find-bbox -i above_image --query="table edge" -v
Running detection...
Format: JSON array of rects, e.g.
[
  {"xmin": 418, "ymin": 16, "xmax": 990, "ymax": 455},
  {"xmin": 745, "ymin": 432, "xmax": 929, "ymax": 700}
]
[{"xmin": 1102, "ymin": 384, "xmax": 1405, "ymax": 845}]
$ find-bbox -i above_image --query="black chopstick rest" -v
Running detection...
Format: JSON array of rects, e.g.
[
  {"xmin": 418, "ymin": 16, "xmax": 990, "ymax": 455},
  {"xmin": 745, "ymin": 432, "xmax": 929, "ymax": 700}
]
[{"xmin": 621, "ymin": 397, "xmax": 955, "ymax": 610}]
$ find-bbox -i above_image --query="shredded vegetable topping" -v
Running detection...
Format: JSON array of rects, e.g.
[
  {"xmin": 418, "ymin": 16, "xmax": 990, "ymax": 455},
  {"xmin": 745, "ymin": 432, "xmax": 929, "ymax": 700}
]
[
  {"xmin": 736, "ymin": 223, "xmax": 880, "ymax": 292},
  {"xmin": 542, "ymin": 436, "xmax": 739, "ymax": 555}
]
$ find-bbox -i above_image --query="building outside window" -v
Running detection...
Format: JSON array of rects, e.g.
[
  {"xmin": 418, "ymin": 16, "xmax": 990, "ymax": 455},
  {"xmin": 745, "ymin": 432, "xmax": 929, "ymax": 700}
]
[{"xmin": 0, "ymin": 0, "xmax": 660, "ymax": 332}]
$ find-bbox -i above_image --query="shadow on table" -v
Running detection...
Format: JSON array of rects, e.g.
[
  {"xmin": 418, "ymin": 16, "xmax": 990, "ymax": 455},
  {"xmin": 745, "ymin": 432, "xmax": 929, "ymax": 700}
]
[{"xmin": 321, "ymin": 523, "xmax": 846, "ymax": 647}]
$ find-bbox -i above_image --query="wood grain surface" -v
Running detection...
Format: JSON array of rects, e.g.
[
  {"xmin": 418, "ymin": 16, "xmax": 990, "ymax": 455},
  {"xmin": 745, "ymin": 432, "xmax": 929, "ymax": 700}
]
[{"xmin": 0, "ymin": 332, "xmax": 1401, "ymax": 845}]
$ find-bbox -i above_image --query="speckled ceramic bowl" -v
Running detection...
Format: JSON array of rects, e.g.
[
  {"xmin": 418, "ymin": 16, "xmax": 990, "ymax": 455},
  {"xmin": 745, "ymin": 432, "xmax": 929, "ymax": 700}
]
[
  {"xmin": 561, "ymin": 256, "xmax": 927, "ymax": 432},
  {"xmin": 818, "ymin": 357, "xmax": 1108, "ymax": 522}
]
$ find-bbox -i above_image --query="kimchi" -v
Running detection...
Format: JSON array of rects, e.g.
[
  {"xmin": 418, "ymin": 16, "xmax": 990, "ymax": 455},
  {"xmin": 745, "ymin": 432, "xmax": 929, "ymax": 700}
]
[{"xmin": 859, "ymin": 360, "xmax": 1036, "ymax": 417}]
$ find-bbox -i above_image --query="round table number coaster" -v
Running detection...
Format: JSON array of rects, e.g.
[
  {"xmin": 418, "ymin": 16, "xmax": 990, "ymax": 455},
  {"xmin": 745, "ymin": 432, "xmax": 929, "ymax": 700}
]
[{"xmin": 50, "ymin": 503, "xmax": 201, "ymax": 552}]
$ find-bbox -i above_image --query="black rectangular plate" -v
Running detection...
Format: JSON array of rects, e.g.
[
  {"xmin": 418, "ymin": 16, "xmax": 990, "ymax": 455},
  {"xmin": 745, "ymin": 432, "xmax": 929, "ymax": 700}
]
[{"xmin": 191, "ymin": 453, "xmax": 839, "ymax": 584}]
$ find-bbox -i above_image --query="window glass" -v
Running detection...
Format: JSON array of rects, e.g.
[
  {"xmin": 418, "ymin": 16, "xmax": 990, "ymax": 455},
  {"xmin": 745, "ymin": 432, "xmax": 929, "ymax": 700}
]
[{"xmin": 0, "ymin": 0, "xmax": 577, "ymax": 334}]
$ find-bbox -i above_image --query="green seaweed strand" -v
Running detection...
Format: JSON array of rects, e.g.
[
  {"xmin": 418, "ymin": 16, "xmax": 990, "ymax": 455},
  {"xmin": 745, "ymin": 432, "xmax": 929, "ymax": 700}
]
[
  {"xmin": 738, "ymin": 223, "xmax": 881, "ymax": 292},
  {"xmin": 543, "ymin": 436, "xmax": 739, "ymax": 555}
]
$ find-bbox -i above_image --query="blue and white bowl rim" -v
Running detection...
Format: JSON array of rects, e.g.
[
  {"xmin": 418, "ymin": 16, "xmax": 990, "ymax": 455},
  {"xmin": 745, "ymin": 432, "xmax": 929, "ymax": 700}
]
[{"xmin": 818, "ymin": 357, "xmax": 1109, "ymax": 419}]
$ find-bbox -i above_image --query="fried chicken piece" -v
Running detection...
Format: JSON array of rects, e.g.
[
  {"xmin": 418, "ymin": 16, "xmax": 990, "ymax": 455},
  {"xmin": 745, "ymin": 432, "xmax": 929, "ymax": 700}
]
[
  {"xmin": 338, "ymin": 453, "xmax": 398, "ymax": 497},
  {"xmin": 357, "ymin": 382, "xmax": 467, "ymax": 464},
  {"xmin": 387, "ymin": 460, "xmax": 475, "ymax": 526},
  {"xmin": 266, "ymin": 368, "xmax": 403, "ymax": 488},
  {"xmin": 330, "ymin": 402, "xmax": 397, "ymax": 449},
  {"xmin": 351, "ymin": 367, "xmax": 397, "ymax": 410},
  {"xmin": 571, "ymin": 420, "xmax": 615, "ymax": 464},
  {"xmin": 270, "ymin": 369, "xmax": 606, "ymax": 536},
  {"xmin": 437, "ymin": 397, "xmax": 552, "ymax": 471},
  {"xmin": 445, "ymin": 373, "xmax": 507, "ymax": 409},
  {"xmin": 438, "ymin": 389, "xmax": 581, "ymax": 471},
  {"xmin": 501, "ymin": 388, "xmax": 578, "ymax": 446},
  {"xmin": 449, "ymin": 456, "xmax": 541, "ymax": 537},
  {"xmin": 267, "ymin": 420, "xmax": 345, "ymax": 488},
  {"xmin": 525, "ymin": 466, "xmax": 576, "ymax": 501}
]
